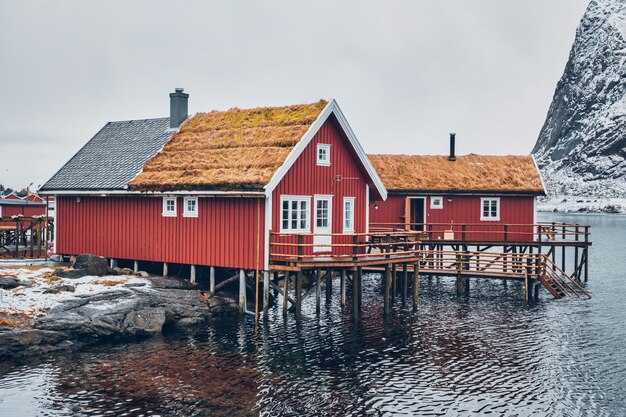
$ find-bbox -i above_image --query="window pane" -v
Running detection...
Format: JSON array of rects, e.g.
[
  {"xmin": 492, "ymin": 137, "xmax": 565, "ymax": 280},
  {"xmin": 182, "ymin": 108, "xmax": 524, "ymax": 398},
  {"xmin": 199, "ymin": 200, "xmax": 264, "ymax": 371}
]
[{"xmin": 483, "ymin": 201, "xmax": 489, "ymax": 217}]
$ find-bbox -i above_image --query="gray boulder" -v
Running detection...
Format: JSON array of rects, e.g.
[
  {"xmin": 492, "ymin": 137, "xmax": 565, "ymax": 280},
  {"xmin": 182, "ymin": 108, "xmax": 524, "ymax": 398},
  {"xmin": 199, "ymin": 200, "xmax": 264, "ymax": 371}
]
[{"xmin": 57, "ymin": 254, "xmax": 118, "ymax": 278}]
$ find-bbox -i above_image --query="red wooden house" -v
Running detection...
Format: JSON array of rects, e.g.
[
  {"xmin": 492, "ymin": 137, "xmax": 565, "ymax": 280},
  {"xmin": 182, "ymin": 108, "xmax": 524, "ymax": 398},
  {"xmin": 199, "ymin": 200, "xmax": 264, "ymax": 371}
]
[
  {"xmin": 0, "ymin": 192, "xmax": 47, "ymax": 218},
  {"xmin": 368, "ymin": 135, "xmax": 546, "ymax": 242},
  {"xmin": 40, "ymin": 91, "xmax": 387, "ymax": 275}
]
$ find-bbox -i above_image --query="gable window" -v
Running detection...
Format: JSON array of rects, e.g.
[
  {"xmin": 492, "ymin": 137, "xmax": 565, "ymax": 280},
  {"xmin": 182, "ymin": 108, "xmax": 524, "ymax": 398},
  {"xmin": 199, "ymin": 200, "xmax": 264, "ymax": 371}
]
[
  {"xmin": 481, "ymin": 198, "xmax": 500, "ymax": 221},
  {"xmin": 280, "ymin": 196, "xmax": 311, "ymax": 233},
  {"xmin": 183, "ymin": 197, "xmax": 198, "ymax": 217},
  {"xmin": 430, "ymin": 196, "xmax": 443, "ymax": 209},
  {"xmin": 343, "ymin": 197, "xmax": 355, "ymax": 233},
  {"xmin": 162, "ymin": 197, "xmax": 177, "ymax": 217},
  {"xmin": 317, "ymin": 144, "xmax": 331, "ymax": 166}
]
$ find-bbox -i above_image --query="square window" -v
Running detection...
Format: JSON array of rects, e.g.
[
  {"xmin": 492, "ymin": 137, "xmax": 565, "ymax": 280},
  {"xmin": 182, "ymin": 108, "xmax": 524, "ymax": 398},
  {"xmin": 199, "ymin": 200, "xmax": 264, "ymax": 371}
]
[
  {"xmin": 183, "ymin": 197, "xmax": 198, "ymax": 217},
  {"xmin": 480, "ymin": 198, "xmax": 500, "ymax": 221},
  {"xmin": 430, "ymin": 197, "xmax": 443, "ymax": 209},
  {"xmin": 317, "ymin": 144, "xmax": 331, "ymax": 166},
  {"xmin": 280, "ymin": 196, "xmax": 311, "ymax": 233},
  {"xmin": 162, "ymin": 197, "xmax": 177, "ymax": 217}
]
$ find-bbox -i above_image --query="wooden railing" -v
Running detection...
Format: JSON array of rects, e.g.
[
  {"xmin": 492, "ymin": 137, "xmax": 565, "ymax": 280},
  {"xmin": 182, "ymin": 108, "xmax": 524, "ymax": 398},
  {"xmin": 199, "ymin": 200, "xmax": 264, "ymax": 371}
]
[{"xmin": 369, "ymin": 222, "xmax": 591, "ymax": 243}]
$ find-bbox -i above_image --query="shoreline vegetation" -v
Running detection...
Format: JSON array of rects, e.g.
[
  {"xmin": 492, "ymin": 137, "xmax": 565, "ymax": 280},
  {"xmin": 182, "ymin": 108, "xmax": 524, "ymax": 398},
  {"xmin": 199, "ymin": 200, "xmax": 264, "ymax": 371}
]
[{"xmin": 0, "ymin": 256, "xmax": 238, "ymax": 359}]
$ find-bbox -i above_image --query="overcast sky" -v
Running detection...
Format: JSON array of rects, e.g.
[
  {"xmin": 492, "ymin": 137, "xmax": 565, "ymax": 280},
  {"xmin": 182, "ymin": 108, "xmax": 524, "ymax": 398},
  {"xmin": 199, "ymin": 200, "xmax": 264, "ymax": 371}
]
[{"xmin": 0, "ymin": 0, "xmax": 589, "ymax": 190}]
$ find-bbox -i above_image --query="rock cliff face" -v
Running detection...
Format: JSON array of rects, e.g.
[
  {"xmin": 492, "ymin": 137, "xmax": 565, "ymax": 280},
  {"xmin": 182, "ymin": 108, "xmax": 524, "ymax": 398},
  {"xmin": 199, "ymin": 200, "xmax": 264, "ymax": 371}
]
[{"xmin": 533, "ymin": 0, "xmax": 626, "ymax": 203}]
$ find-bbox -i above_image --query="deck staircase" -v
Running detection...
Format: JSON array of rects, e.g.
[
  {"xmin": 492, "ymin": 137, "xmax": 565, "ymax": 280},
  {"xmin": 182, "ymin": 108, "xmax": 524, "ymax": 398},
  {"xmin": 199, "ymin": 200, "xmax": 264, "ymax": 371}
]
[{"xmin": 537, "ymin": 255, "xmax": 591, "ymax": 300}]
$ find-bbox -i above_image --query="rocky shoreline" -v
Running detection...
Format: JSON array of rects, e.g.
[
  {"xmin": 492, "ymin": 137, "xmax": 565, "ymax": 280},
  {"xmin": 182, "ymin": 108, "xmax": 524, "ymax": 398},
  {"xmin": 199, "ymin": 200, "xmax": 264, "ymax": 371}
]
[{"xmin": 0, "ymin": 257, "xmax": 238, "ymax": 359}]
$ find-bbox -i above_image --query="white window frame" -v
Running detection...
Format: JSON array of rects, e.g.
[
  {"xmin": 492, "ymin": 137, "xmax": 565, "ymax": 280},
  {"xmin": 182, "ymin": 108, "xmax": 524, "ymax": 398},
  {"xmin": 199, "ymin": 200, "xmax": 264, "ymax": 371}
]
[
  {"xmin": 480, "ymin": 197, "xmax": 500, "ymax": 221},
  {"xmin": 280, "ymin": 195, "xmax": 311, "ymax": 233},
  {"xmin": 430, "ymin": 196, "xmax": 443, "ymax": 209},
  {"xmin": 343, "ymin": 197, "xmax": 355, "ymax": 233},
  {"xmin": 316, "ymin": 143, "xmax": 331, "ymax": 166},
  {"xmin": 183, "ymin": 196, "xmax": 198, "ymax": 218},
  {"xmin": 162, "ymin": 197, "xmax": 177, "ymax": 217}
]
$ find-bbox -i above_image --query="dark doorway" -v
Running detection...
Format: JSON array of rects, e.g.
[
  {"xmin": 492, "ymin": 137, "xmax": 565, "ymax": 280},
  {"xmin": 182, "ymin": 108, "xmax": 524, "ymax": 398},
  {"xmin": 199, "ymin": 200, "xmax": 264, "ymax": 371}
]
[{"xmin": 410, "ymin": 198, "xmax": 425, "ymax": 231}]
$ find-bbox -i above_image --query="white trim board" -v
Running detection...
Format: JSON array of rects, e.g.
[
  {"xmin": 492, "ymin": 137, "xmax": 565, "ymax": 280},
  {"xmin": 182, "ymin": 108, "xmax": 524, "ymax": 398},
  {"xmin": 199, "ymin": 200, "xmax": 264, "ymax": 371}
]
[{"xmin": 263, "ymin": 99, "xmax": 388, "ymax": 201}]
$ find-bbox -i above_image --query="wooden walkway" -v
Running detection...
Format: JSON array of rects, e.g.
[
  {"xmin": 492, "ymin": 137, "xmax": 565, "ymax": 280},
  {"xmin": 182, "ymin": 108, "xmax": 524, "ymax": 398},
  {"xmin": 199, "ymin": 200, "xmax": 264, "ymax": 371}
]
[{"xmin": 265, "ymin": 226, "xmax": 592, "ymax": 319}]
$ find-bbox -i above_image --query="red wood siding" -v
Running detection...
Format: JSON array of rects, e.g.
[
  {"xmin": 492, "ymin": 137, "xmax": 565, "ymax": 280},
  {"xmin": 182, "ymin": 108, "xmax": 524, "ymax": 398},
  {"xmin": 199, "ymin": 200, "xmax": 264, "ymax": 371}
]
[
  {"xmin": 0, "ymin": 204, "xmax": 46, "ymax": 217},
  {"xmin": 370, "ymin": 194, "xmax": 535, "ymax": 241},
  {"xmin": 56, "ymin": 195, "xmax": 265, "ymax": 270},
  {"xmin": 271, "ymin": 117, "xmax": 369, "ymax": 257}
]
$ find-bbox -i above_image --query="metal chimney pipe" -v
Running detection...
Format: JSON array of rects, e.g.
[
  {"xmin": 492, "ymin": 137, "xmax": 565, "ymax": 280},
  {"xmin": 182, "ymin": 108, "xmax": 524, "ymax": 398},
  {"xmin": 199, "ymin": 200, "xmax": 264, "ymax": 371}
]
[
  {"xmin": 169, "ymin": 88, "xmax": 189, "ymax": 129},
  {"xmin": 449, "ymin": 133, "xmax": 456, "ymax": 161}
]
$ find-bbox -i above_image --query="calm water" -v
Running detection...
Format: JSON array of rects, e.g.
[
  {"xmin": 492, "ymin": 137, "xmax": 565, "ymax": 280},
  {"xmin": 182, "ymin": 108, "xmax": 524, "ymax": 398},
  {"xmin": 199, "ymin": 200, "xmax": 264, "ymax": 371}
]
[{"xmin": 1, "ymin": 213, "xmax": 625, "ymax": 417}]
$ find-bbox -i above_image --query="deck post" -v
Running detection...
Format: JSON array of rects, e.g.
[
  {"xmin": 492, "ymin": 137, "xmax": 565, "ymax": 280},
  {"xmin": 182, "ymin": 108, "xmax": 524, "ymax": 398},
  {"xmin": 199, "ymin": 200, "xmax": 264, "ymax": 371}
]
[
  {"xmin": 402, "ymin": 263, "xmax": 408, "ymax": 305},
  {"xmin": 239, "ymin": 269, "xmax": 246, "ymax": 313},
  {"xmin": 357, "ymin": 266, "xmax": 363, "ymax": 307},
  {"xmin": 263, "ymin": 270, "xmax": 270, "ymax": 317},
  {"xmin": 210, "ymin": 266, "xmax": 216, "ymax": 294},
  {"xmin": 352, "ymin": 271, "xmax": 359, "ymax": 319},
  {"xmin": 340, "ymin": 269, "xmax": 347, "ymax": 306},
  {"xmin": 464, "ymin": 277, "xmax": 470, "ymax": 295},
  {"xmin": 326, "ymin": 270, "xmax": 332, "ymax": 303},
  {"xmin": 534, "ymin": 281, "xmax": 540, "ymax": 301},
  {"xmin": 583, "ymin": 246, "xmax": 589, "ymax": 282},
  {"xmin": 384, "ymin": 264, "xmax": 391, "ymax": 316},
  {"xmin": 391, "ymin": 264, "xmax": 396, "ymax": 299},
  {"xmin": 316, "ymin": 268, "xmax": 321, "ymax": 314},
  {"xmin": 283, "ymin": 272, "xmax": 289, "ymax": 316},
  {"xmin": 412, "ymin": 262, "xmax": 419, "ymax": 311},
  {"xmin": 110, "ymin": 259, "xmax": 118, "ymax": 269},
  {"xmin": 295, "ymin": 271, "xmax": 303, "ymax": 315},
  {"xmin": 162, "ymin": 262, "xmax": 168, "ymax": 277},
  {"xmin": 133, "ymin": 260, "xmax": 139, "ymax": 274},
  {"xmin": 190, "ymin": 265, "xmax": 196, "ymax": 283}
]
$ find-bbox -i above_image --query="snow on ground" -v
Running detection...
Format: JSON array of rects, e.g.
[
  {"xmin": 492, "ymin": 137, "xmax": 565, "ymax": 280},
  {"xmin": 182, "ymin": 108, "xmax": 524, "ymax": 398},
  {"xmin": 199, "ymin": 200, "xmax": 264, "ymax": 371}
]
[
  {"xmin": 0, "ymin": 267, "xmax": 150, "ymax": 319},
  {"xmin": 538, "ymin": 195, "xmax": 626, "ymax": 214}
]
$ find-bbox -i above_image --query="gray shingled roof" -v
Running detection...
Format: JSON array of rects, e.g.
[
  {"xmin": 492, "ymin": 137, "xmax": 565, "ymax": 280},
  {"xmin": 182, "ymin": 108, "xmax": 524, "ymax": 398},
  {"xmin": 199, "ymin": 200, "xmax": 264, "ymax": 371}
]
[{"xmin": 41, "ymin": 118, "xmax": 173, "ymax": 191}]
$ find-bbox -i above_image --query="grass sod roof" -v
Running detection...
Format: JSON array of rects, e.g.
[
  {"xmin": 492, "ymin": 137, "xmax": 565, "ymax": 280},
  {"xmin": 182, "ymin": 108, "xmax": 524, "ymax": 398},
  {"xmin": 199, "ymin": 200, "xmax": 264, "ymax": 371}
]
[
  {"xmin": 128, "ymin": 100, "xmax": 328, "ymax": 191},
  {"xmin": 368, "ymin": 154, "xmax": 545, "ymax": 194}
]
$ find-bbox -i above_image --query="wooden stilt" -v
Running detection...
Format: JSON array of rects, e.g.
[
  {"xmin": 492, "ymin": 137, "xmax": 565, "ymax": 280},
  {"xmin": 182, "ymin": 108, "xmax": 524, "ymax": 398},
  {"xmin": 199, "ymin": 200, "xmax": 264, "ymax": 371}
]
[
  {"xmin": 340, "ymin": 269, "xmax": 346, "ymax": 306},
  {"xmin": 384, "ymin": 265, "xmax": 391, "ymax": 316},
  {"xmin": 402, "ymin": 263, "xmax": 408, "ymax": 305},
  {"xmin": 391, "ymin": 264, "xmax": 396, "ymax": 299},
  {"xmin": 283, "ymin": 272, "xmax": 289, "ymax": 316},
  {"xmin": 326, "ymin": 270, "xmax": 332, "ymax": 304},
  {"xmin": 316, "ymin": 268, "xmax": 321, "ymax": 314},
  {"xmin": 162, "ymin": 262, "xmax": 168, "ymax": 277},
  {"xmin": 133, "ymin": 260, "xmax": 139, "ymax": 274},
  {"xmin": 239, "ymin": 269, "xmax": 246, "ymax": 313},
  {"xmin": 110, "ymin": 259, "xmax": 118, "ymax": 269},
  {"xmin": 583, "ymin": 247, "xmax": 589, "ymax": 282},
  {"xmin": 357, "ymin": 266, "xmax": 363, "ymax": 307},
  {"xmin": 263, "ymin": 270, "xmax": 270, "ymax": 318},
  {"xmin": 210, "ymin": 266, "xmax": 215, "ymax": 294},
  {"xmin": 534, "ymin": 282, "xmax": 540, "ymax": 301},
  {"xmin": 464, "ymin": 277, "xmax": 470, "ymax": 295},
  {"xmin": 190, "ymin": 265, "xmax": 196, "ymax": 283},
  {"xmin": 412, "ymin": 262, "xmax": 419, "ymax": 311},
  {"xmin": 352, "ymin": 271, "xmax": 359, "ymax": 319},
  {"xmin": 296, "ymin": 271, "xmax": 303, "ymax": 314},
  {"xmin": 455, "ymin": 275, "xmax": 463, "ymax": 295}
]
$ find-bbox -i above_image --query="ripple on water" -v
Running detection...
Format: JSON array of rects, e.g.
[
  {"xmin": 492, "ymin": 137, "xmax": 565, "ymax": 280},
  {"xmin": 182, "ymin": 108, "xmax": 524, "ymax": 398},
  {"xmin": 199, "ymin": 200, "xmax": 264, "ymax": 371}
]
[{"xmin": 1, "ymin": 214, "xmax": 625, "ymax": 416}]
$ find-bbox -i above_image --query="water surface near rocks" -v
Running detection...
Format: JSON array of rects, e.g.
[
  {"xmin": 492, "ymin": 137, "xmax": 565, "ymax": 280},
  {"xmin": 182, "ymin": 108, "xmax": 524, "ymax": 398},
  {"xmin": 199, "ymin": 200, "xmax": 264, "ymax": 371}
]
[{"xmin": 1, "ymin": 213, "xmax": 625, "ymax": 416}]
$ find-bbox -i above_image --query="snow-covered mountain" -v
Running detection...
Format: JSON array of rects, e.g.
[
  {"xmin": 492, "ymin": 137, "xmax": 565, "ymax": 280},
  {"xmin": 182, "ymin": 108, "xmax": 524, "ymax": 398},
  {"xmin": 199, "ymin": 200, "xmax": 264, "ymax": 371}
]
[{"xmin": 532, "ymin": 0, "xmax": 626, "ymax": 212}]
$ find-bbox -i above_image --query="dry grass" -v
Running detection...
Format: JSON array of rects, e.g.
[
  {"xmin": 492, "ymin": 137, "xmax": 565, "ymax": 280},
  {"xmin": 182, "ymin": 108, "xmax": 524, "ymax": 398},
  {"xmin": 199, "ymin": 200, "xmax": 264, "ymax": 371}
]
[
  {"xmin": 0, "ymin": 311, "xmax": 33, "ymax": 329},
  {"xmin": 368, "ymin": 154, "xmax": 545, "ymax": 194},
  {"xmin": 129, "ymin": 100, "xmax": 328, "ymax": 191},
  {"xmin": 94, "ymin": 278, "xmax": 128, "ymax": 286}
]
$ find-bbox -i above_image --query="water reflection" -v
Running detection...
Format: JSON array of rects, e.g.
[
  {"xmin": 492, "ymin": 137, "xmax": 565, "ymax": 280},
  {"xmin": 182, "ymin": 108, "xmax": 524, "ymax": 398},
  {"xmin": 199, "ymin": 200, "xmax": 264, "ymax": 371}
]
[{"xmin": 1, "ymin": 213, "xmax": 625, "ymax": 416}]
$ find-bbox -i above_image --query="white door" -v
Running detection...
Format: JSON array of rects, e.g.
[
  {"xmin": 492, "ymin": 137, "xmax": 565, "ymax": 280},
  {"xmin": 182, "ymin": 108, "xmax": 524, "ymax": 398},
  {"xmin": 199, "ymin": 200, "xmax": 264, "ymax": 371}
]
[{"xmin": 314, "ymin": 195, "xmax": 332, "ymax": 253}]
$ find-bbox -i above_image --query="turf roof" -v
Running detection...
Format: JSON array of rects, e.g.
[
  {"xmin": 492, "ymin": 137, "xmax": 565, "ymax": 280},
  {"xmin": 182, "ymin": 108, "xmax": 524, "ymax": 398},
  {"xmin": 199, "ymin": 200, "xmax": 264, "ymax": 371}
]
[
  {"xmin": 368, "ymin": 154, "xmax": 545, "ymax": 194},
  {"xmin": 128, "ymin": 100, "xmax": 328, "ymax": 191}
]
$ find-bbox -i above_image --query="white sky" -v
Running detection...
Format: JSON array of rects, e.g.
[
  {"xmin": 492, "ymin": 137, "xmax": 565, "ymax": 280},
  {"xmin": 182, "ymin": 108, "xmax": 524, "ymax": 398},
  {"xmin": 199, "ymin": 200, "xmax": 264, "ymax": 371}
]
[{"xmin": 0, "ymin": 0, "xmax": 589, "ymax": 190}]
